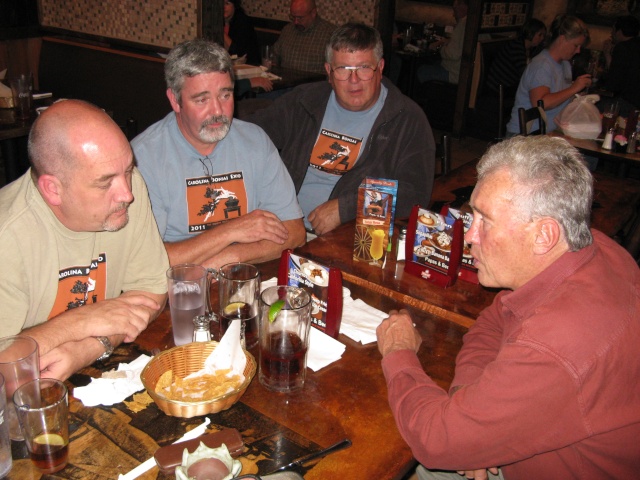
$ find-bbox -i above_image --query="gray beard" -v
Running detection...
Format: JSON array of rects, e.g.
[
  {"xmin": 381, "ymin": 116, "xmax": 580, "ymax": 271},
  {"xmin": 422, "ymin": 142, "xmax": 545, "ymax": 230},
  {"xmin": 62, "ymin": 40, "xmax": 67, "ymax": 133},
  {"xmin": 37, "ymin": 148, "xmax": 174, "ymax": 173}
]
[{"xmin": 199, "ymin": 116, "xmax": 231, "ymax": 143}]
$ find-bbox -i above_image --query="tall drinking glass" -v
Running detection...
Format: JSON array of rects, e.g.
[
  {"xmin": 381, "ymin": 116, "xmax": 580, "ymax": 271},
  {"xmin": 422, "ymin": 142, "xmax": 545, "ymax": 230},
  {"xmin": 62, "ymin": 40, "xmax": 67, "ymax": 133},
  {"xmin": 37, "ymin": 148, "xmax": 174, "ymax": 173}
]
[
  {"xmin": 0, "ymin": 374, "xmax": 12, "ymax": 477},
  {"xmin": 14, "ymin": 379, "xmax": 69, "ymax": 474},
  {"xmin": 167, "ymin": 264, "xmax": 211, "ymax": 346},
  {"xmin": 218, "ymin": 263, "xmax": 260, "ymax": 349},
  {"xmin": 0, "ymin": 335, "xmax": 39, "ymax": 440},
  {"xmin": 259, "ymin": 286, "xmax": 312, "ymax": 392}
]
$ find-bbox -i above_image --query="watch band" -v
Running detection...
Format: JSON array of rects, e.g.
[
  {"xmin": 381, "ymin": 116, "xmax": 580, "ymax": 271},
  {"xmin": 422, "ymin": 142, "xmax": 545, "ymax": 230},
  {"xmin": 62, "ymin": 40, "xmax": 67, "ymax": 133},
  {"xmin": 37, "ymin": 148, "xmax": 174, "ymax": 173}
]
[{"xmin": 95, "ymin": 336, "xmax": 113, "ymax": 362}]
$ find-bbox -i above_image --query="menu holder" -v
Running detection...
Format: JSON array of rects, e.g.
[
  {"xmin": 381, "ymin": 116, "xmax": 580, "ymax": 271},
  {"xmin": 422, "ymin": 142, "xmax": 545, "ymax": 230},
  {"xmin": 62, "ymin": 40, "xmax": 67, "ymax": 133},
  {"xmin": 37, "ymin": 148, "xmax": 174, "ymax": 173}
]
[
  {"xmin": 353, "ymin": 177, "xmax": 399, "ymax": 267},
  {"xmin": 404, "ymin": 205, "xmax": 464, "ymax": 288},
  {"xmin": 278, "ymin": 249, "xmax": 343, "ymax": 338},
  {"xmin": 444, "ymin": 206, "xmax": 478, "ymax": 284}
]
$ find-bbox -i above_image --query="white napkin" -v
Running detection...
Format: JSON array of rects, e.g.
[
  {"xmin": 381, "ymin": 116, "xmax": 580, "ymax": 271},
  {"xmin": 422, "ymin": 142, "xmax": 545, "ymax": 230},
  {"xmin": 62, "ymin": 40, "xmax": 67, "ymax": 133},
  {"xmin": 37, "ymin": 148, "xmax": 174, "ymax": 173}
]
[
  {"xmin": 74, "ymin": 355, "xmax": 152, "ymax": 407},
  {"xmin": 185, "ymin": 320, "xmax": 246, "ymax": 382},
  {"xmin": 261, "ymin": 278, "xmax": 345, "ymax": 371},
  {"xmin": 339, "ymin": 296, "xmax": 388, "ymax": 345}
]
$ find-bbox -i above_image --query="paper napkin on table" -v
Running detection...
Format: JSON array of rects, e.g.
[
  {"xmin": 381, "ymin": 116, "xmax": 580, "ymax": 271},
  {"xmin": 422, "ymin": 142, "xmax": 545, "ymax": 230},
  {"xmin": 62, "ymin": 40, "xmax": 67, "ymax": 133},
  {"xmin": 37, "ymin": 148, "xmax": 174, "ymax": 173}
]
[
  {"xmin": 339, "ymin": 296, "xmax": 388, "ymax": 345},
  {"xmin": 74, "ymin": 354, "xmax": 152, "ymax": 407},
  {"xmin": 261, "ymin": 278, "xmax": 346, "ymax": 370},
  {"xmin": 185, "ymin": 319, "xmax": 246, "ymax": 382}
]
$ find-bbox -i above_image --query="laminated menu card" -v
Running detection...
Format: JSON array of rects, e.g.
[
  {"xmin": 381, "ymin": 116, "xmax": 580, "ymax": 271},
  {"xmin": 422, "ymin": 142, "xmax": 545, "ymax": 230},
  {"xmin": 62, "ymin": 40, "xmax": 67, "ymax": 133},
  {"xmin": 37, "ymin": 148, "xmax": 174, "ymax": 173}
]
[
  {"xmin": 353, "ymin": 177, "xmax": 398, "ymax": 267},
  {"xmin": 444, "ymin": 206, "xmax": 478, "ymax": 284},
  {"xmin": 278, "ymin": 250, "xmax": 343, "ymax": 338},
  {"xmin": 404, "ymin": 205, "xmax": 464, "ymax": 288}
]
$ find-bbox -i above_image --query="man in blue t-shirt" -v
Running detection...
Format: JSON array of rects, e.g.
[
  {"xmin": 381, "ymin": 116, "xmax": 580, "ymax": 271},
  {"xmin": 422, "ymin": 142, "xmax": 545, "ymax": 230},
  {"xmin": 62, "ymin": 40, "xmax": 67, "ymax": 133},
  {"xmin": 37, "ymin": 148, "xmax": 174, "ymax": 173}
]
[
  {"xmin": 132, "ymin": 39, "xmax": 305, "ymax": 268},
  {"xmin": 248, "ymin": 23, "xmax": 435, "ymax": 236}
]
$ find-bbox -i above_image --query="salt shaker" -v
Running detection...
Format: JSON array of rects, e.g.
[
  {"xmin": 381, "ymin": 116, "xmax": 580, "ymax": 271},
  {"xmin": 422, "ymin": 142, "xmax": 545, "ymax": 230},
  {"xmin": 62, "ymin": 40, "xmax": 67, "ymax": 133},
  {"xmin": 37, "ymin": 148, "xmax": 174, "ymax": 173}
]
[
  {"xmin": 192, "ymin": 314, "xmax": 214, "ymax": 342},
  {"xmin": 396, "ymin": 225, "xmax": 407, "ymax": 261},
  {"xmin": 602, "ymin": 128, "xmax": 614, "ymax": 150}
]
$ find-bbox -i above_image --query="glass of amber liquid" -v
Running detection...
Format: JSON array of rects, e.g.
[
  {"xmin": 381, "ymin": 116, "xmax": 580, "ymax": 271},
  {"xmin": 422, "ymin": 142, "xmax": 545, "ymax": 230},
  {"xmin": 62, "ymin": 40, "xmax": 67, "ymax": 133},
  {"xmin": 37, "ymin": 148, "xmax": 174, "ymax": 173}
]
[{"xmin": 14, "ymin": 379, "xmax": 69, "ymax": 474}]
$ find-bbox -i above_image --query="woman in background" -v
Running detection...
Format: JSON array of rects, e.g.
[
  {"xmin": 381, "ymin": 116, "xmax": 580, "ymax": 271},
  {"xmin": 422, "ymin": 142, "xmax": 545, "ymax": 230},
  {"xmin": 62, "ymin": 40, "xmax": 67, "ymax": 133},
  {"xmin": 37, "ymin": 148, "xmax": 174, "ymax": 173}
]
[
  {"xmin": 224, "ymin": 0, "xmax": 260, "ymax": 65},
  {"xmin": 485, "ymin": 18, "xmax": 547, "ymax": 98},
  {"xmin": 505, "ymin": 15, "xmax": 592, "ymax": 136}
]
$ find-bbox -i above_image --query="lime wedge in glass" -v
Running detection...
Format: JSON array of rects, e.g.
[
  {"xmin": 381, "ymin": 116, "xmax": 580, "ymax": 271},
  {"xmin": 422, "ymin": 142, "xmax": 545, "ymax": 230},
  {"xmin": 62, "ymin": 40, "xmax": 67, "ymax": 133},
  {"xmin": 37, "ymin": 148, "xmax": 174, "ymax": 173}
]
[{"xmin": 268, "ymin": 300, "xmax": 285, "ymax": 323}]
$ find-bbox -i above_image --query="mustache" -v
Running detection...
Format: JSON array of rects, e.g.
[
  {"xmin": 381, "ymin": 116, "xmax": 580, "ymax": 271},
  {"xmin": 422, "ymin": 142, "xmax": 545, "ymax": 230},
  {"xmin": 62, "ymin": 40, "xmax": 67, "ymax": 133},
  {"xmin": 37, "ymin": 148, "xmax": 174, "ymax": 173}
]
[
  {"xmin": 201, "ymin": 115, "xmax": 231, "ymax": 129},
  {"xmin": 109, "ymin": 202, "xmax": 130, "ymax": 215}
]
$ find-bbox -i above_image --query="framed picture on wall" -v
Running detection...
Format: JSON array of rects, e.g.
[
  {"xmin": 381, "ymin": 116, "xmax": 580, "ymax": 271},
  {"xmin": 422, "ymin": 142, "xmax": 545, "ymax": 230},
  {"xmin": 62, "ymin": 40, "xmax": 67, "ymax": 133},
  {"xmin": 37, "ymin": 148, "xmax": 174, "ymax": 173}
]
[{"xmin": 567, "ymin": 0, "xmax": 640, "ymax": 26}]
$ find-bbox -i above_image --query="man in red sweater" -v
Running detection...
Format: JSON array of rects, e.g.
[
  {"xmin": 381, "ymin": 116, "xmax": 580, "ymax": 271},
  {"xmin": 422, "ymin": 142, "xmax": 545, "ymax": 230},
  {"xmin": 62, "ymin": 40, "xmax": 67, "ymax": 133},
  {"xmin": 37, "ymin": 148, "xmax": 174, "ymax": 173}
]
[{"xmin": 377, "ymin": 135, "xmax": 640, "ymax": 480}]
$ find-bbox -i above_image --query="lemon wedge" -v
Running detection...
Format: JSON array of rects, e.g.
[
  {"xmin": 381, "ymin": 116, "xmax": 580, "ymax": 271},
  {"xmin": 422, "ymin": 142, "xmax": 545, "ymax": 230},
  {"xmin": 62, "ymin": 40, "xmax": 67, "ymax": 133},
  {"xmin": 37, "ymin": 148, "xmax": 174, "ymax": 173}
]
[
  {"xmin": 224, "ymin": 302, "xmax": 246, "ymax": 316},
  {"xmin": 268, "ymin": 300, "xmax": 285, "ymax": 323},
  {"xmin": 34, "ymin": 433, "xmax": 65, "ymax": 446}
]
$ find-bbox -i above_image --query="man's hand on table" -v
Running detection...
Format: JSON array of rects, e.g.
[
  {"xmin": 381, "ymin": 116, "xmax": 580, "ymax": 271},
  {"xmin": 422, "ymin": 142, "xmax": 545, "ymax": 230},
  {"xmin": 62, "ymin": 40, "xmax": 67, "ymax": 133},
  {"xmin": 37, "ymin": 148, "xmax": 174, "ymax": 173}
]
[
  {"xmin": 308, "ymin": 199, "xmax": 341, "ymax": 235},
  {"xmin": 39, "ymin": 338, "xmax": 109, "ymax": 381},
  {"xmin": 376, "ymin": 309, "xmax": 422, "ymax": 357},
  {"xmin": 22, "ymin": 293, "xmax": 161, "ymax": 359},
  {"xmin": 225, "ymin": 209, "xmax": 289, "ymax": 244}
]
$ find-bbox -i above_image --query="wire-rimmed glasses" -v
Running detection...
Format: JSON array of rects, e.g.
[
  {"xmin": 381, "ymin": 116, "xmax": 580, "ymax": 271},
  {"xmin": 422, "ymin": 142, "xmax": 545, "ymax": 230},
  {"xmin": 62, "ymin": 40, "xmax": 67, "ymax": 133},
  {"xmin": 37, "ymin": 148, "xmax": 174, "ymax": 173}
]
[{"xmin": 330, "ymin": 65, "xmax": 378, "ymax": 81}]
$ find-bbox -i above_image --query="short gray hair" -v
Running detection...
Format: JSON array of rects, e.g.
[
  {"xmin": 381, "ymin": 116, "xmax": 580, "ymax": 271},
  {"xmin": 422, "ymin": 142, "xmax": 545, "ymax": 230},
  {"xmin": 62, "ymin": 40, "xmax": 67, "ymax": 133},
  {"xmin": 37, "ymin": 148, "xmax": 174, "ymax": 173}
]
[
  {"xmin": 477, "ymin": 136, "xmax": 593, "ymax": 250},
  {"xmin": 165, "ymin": 39, "xmax": 234, "ymax": 104},
  {"xmin": 325, "ymin": 23, "xmax": 383, "ymax": 65}
]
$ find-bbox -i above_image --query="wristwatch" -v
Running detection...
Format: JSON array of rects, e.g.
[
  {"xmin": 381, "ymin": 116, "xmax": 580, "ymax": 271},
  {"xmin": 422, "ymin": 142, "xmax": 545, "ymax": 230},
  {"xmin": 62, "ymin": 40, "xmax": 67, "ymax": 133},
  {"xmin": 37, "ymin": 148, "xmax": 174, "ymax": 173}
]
[{"xmin": 94, "ymin": 336, "xmax": 113, "ymax": 362}]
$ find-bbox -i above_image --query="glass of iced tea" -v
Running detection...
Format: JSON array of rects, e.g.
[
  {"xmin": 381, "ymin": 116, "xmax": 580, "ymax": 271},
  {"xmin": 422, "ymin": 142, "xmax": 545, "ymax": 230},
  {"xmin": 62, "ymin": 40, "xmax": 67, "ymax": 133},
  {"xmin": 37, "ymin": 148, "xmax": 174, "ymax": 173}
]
[
  {"xmin": 13, "ymin": 378, "xmax": 69, "ymax": 474},
  {"xmin": 218, "ymin": 263, "xmax": 260, "ymax": 349},
  {"xmin": 259, "ymin": 286, "xmax": 312, "ymax": 392}
]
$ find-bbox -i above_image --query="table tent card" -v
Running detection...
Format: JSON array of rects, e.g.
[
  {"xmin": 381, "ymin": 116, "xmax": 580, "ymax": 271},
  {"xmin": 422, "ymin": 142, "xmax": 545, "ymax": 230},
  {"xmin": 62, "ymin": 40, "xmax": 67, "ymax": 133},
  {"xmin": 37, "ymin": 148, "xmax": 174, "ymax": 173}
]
[
  {"xmin": 444, "ymin": 206, "xmax": 478, "ymax": 284},
  {"xmin": 404, "ymin": 205, "xmax": 464, "ymax": 288},
  {"xmin": 353, "ymin": 177, "xmax": 398, "ymax": 267},
  {"xmin": 278, "ymin": 250, "xmax": 343, "ymax": 339}
]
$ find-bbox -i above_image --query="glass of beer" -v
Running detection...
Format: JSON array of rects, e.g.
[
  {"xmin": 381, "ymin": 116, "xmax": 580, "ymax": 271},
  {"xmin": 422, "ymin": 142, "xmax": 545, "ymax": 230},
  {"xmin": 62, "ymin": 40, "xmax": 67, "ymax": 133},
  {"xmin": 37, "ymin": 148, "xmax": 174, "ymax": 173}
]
[
  {"xmin": 218, "ymin": 263, "xmax": 260, "ymax": 349},
  {"xmin": 259, "ymin": 286, "xmax": 312, "ymax": 392},
  {"xmin": 13, "ymin": 379, "xmax": 69, "ymax": 474}
]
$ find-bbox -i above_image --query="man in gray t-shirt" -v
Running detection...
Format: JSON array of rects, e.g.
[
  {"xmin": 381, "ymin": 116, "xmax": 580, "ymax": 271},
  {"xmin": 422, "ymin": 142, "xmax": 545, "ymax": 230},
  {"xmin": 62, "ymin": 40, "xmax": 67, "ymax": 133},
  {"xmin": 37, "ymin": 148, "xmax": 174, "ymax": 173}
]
[{"xmin": 132, "ymin": 39, "xmax": 305, "ymax": 268}]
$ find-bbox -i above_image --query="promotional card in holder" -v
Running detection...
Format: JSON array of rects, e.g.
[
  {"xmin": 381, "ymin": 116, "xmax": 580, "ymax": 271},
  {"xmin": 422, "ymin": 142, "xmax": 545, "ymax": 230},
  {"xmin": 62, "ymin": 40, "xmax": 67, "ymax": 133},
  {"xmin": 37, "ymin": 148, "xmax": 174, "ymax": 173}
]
[
  {"xmin": 353, "ymin": 177, "xmax": 398, "ymax": 267},
  {"xmin": 404, "ymin": 205, "xmax": 464, "ymax": 288},
  {"xmin": 444, "ymin": 206, "xmax": 478, "ymax": 284},
  {"xmin": 278, "ymin": 250, "xmax": 343, "ymax": 338}
]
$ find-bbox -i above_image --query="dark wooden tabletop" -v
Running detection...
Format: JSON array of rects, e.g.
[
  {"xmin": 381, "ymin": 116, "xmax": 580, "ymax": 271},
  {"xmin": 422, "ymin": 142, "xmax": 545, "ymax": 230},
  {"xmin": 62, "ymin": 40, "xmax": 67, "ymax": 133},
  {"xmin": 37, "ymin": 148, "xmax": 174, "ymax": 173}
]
[{"xmin": 8, "ymin": 258, "xmax": 468, "ymax": 480}]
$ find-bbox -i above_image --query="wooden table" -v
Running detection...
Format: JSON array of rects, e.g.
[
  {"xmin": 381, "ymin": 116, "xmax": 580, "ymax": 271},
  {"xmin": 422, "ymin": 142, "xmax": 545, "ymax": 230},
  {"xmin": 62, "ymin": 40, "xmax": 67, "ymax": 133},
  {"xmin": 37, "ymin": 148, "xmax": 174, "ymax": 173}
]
[
  {"xmin": 429, "ymin": 158, "xmax": 640, "ymax": 252},
  {"xmin": 549, "ymin": 131, "xmax": 640, "ymax": 177},
  {"xmin": 8, "ymin": 260, "xmax": 468, "ymax": 480},
  {"xmin": 296, "ymin": 223, "xmax": 496, "ymax": 329}
]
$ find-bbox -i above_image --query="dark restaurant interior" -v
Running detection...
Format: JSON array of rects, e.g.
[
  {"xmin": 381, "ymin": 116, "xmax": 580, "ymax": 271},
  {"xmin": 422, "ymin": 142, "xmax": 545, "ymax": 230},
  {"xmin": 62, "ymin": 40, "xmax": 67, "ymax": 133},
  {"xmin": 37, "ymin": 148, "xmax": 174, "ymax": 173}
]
[{"xmin": 0, "ymin": 0, "xmax": 639, "ymax": 478}]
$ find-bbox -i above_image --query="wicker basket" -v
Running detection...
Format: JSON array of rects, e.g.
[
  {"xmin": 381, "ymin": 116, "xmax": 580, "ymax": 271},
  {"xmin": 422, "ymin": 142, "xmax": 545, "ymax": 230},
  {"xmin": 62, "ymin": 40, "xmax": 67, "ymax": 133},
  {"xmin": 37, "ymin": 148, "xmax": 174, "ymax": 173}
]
[{"xmin": 140, "ymin": 341, "xmax": 256, "ymax": 418}]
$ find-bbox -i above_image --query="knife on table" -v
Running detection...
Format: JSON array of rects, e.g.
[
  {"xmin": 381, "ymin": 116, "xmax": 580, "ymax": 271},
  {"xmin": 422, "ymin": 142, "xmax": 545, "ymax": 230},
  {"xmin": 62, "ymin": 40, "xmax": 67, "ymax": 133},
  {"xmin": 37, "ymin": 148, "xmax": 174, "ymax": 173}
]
[{"xmin": 266, "ymin": 438, "xmax": 352, "ymax": 474}]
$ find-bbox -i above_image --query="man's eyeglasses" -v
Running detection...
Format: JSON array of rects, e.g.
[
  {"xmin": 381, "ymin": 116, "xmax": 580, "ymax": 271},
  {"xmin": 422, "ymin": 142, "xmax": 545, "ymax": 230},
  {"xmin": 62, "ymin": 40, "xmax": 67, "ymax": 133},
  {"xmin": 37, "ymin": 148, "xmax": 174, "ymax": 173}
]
[{"xmin": 330, "ymin": 65, "xmax": 378, "ymax": 81}]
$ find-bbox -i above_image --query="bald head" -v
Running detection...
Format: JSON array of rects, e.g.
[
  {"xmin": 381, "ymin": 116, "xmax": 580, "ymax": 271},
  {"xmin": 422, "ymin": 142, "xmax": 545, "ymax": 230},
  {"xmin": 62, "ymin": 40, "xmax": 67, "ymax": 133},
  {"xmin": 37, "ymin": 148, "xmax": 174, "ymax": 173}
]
[
  {"xmin": 28, "ymin": 100, "xmax": 127, "ymax": 183},
  {"xmin": 290, "ymin": 0, "xmax": 317, "ymax": 31}
]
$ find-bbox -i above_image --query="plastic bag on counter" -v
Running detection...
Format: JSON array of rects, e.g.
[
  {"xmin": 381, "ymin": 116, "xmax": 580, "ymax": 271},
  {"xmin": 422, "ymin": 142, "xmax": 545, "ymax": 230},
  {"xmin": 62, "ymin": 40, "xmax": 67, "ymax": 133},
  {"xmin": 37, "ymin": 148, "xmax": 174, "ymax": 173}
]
[{"xmin": 555, "ymin": 94, "xmax": 602, "ymax": 139}]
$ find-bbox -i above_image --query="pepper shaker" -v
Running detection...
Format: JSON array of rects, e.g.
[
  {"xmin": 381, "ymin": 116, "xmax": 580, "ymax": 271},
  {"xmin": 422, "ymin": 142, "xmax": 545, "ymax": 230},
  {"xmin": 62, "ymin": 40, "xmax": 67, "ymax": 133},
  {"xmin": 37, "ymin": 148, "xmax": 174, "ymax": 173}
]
[{"xmin": 627, "ymin": 131, "xmax": 637, "ymax": 154}]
